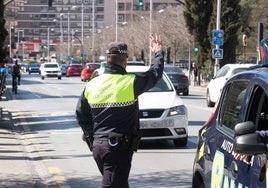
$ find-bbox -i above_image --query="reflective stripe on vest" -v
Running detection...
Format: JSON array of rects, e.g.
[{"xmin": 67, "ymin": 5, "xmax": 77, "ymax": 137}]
[{"xmin": 84, "ymin": 74, "xmax": 136, "ymax": 108}]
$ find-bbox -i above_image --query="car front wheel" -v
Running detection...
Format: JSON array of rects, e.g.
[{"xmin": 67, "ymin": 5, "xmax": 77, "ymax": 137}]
[
  {"xmin": 183, "ymin": 88, "xmax": 189, "ymax": 96},
  {"xmin": 206, "ymin": 90, "xmax": 215, "ymax": 107},
  {"xmin": 173, "ymin": 136, "xmax": 188, "ymax": 147},
  {"xmin": 192, "ymin": 173, "xmax": 205, "ymax": 188}
]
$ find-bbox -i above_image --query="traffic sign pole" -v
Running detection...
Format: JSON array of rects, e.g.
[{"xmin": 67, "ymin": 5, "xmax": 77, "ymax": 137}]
[{"xmin": 214, "ymin": 0, "xmax": 221, "ymax": 76}]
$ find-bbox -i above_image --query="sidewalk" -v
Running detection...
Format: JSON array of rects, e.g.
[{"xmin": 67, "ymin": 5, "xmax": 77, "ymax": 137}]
[{"xmin": 0, "ymin": 93, "xmax": 40, "ymax": 187}]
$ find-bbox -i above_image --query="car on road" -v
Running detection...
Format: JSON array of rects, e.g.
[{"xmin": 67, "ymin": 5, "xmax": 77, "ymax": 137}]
[
  {"xmin": 81, "ymin": 62, "xmax": 100, "ymax": 82},
  {"xmin": 28, "ymin": 62, "xmax": 40, "ymax": 74},
  {"xmin": 206, "ymin": 63, "xmax": 255, "ymax": 107},
  {"xmin": 127, "ymin": 60, "xmax": 145, "ymax": 66},
  {"xmin": 60, "ymin": 64, "xmax": 68, "ymax": 76},
  {"xmin": 164, "ymin": 65, "xmax": 189, "ymax": 96},
  {"xmin": 192, "ymin": 64, "xmax": 268, "ymax": 188},
  {"xmin": 40, "ymin": 62, "xmax": 62, "ymax": 80},
  {"xmin": 20, "ymin": 62, "xmax": 28, "ymax": 73},
  {"xmin": 66, "ymin": 63, "xmax": 83, "ymax": 77},
  {"xmin": 91, "ymin": 65, "xmax": 189, "ymax": 146}
]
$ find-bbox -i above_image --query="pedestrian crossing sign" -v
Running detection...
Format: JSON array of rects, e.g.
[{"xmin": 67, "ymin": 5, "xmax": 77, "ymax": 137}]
[{"xmin": 212, "ymin": 48, "xmax": 223, "ymax": 59}]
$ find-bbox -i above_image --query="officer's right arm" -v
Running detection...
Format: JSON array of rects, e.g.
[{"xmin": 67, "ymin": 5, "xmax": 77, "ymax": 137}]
[
  {"xmin": 75, "ymin": 91, "xmax": 94, "ymax": 140},
  {"xmin": 133, "ymin": 33, "xmax": 164, "ymax": 97}
]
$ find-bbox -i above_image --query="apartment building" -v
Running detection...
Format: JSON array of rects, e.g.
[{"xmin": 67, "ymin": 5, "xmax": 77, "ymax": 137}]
[
  {"xmin": 5, "ymin": 0, "xmax": 181, "ymax": 59},
  {"xmin": 104, "ymin": 0, "xmax": 181, "ymax": 27}
]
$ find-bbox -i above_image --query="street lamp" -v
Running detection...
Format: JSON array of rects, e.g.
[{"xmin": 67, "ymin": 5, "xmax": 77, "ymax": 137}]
[
  {"xmin": 68, "ymin": 11, "xmax": 70, "ymax": 58},
  {"xmin": 115, "ymin": 0, "xmax": 118, "ymax": 42},
  {"xmin": 47, "ymin": 27, "xmax": 50, "ymax": 60},
  {"xmin": 9, "ymin": 25, "xmax": 14, "ymax": 58},
  {"xmin": 60, "ymin": 13, "xmax": 63, "ymax": 42},
  {"xmin": 53, "ymin": 13, "xmax": 64, "ymax": 61},
  {"xmin": 47, "ymin": 28, "xmax": 54, "ymax": 61},
  {"xmin": 92, "ymin": 0, "xmax": 95, "ymax": 63},
  {"xmin": 17, "ymin": 29, "xmax": 24, "ymax": 60},
  {"xmin": 72, "ymin": 4, "xmax": 84, "ymax": 46},
  {"xmin": 149, "ymin": 0, "xmax": 153, "ymax": 64}
]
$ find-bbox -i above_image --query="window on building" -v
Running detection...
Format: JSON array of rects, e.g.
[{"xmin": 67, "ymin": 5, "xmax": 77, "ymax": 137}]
[
  {"xmin": 118, "ymin": 14, "xmax": 124, "ymax": 22},
  {"xmin": 96, "ymin": 7, "xmax": 104, "ymax": 12},
  {"xmin": 98, "ymin": 0, "xmax": 104, "ymax": 5},
  {"xmin": 118, "ymin": 3, "xmax": 124, "ymax": 11},
  {"xmin": 96, "ymin": 15, "xmax": 104, "ymax": 21}
]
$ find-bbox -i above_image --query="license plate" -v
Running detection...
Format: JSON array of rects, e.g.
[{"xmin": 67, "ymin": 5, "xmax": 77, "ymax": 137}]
[{"xmin": 140, "ymin": 119, "xmax": 174, "ymax": 128}]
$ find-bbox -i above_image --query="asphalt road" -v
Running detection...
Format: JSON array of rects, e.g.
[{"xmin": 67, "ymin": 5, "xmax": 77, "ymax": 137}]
[{"xmin": 0, "ymin": 73, "xmax": 211, "ymax": 188}]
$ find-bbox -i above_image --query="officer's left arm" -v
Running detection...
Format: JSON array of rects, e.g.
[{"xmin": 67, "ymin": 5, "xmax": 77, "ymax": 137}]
[{"xmin": 75, "ymin": 91, "xmax": 94, "ymax": 139}]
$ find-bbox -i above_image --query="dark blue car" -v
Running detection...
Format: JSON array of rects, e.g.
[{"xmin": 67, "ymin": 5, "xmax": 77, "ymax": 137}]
[{"xmin": 192, "ymin": 64, "xmax": 268, "ymax": 188}]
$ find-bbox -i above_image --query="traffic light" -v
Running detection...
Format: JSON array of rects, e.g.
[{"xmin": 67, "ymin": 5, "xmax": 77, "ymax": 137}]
[
  {"xmin": 193, "ymin": 47, "xmax": 199, "ymax": 54},
  {"xmin": 138, "ymin": 0, "xmax": 143, "ymax": 7}
]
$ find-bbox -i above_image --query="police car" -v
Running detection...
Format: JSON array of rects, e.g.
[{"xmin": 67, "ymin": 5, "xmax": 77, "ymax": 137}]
[{"xmin": 192, "ymin": 63, "xmax": 268, "ymax": 187}]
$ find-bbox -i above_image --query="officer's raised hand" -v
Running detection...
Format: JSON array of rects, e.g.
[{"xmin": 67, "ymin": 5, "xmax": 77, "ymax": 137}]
[{"xmin": 150, "ymin": 33, "xmax": 163, "ymax": 53}]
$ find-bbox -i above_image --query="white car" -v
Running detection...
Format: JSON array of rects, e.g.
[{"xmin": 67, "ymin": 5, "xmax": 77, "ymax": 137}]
[
  {"xmin": 40, "ymin": 62, "xmax": 62, "ymax": 80},
  {"xmin": 92, "ymin": 65, "xmax": 188, "ymax": 146},
  {"xmin": 206, "ymin": 63, "xmax": 255, "ymax": 107}
]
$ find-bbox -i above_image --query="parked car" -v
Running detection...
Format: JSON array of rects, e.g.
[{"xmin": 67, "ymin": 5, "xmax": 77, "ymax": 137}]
[
  {"xmin": 40, "ymin": 62, "xmax": 62, "ymax": 80},
  {"xmin": 28, "ymin": 62, "xmax": 40, "ymax": 74},
  {"xmin": 164, "ymin": 65, "xmax": 189, "ymax": 96},
  {"xmin": 81, "ymin": 63, "xmax": 100, "ymax": 82},
  {"xmin": 206, "ymin": 63, "xmax": 255, "ymax": 107},
  {"xmin": 91, "ymin": 65, "xmax": 188, "ymax": 146},
  {"xmin": 192, "ymin": 64, "xmax": 268, "ymax": 188},
  {"xmin": 66, "ymin": 64, "xmax": 83, "ymax": 77},
  {"xmin": 20, "ymin": 62, "xmax": 28, "ymax": 73},
  {"xmin": 60, "ymin": 64, "xmax": 68, "ymax": 75}
]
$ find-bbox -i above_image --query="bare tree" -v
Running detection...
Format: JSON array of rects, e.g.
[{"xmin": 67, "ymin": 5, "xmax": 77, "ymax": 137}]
[
  {"xmin": 115, "ymin": 6, "xmax": 190, "ymax": 64},
  {"xmin": 75, "ymin": 6, "xmax": 190, "ymax": 64}
]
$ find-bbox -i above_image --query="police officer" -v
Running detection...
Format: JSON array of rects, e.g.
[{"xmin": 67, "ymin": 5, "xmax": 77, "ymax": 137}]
[{"xmin": 75, "ymin": 33, "xmax": 164, "ymax": 188}]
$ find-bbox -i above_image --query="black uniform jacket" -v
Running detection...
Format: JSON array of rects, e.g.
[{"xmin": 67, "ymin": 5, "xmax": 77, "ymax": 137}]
[{"xmin": 75, "ymin": 50, "xmax": 164, "ymax": 139}]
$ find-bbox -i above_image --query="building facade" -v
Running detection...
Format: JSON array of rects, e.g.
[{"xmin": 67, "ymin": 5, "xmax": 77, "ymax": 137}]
[{"xmin": 4, "ymin": 0, "xmax": 180, "ymax": 60}]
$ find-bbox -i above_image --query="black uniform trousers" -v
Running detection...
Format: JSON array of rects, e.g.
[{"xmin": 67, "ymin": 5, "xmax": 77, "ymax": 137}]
[{"xmin": 92, "ymin": 139, "xmax": 134, "ymax": 188}]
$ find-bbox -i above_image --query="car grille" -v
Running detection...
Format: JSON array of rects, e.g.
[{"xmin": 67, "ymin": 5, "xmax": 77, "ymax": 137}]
[
  {"xmin": 46, "ymin": 71, "xmax": 58, "ymax": 73},
  {"xmin": 139, "ymin": 109, "xmax": 164, "ymax": 118},
  {"xmin": 141, "ymin": 128, "xmax": 173, "ymax": 137}
]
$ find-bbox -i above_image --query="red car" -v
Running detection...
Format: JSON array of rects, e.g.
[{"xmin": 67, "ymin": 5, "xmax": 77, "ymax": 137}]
[
  {"xmin": 66, "ymin": 64, "xmax": 84, "ymax": 77},
  {"xmin": 81, "ymin": 63, "xmax": 100, "ymax": 81}
]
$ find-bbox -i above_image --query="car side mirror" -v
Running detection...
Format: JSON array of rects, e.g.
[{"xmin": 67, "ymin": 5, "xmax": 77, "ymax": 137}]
[
  {"xmin": 234, "ymin": 133, "xmax": 267, "ymax": 155},
  {"xmin": 235, "ymin": 121, "xmax": 256, "ymax": 136},
  {"xmin": 234, "ymin": 121, "xmax": 267, "ymax": 155}
]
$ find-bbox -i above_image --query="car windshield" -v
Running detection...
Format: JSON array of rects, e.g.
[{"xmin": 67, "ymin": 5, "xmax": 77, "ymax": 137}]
[
  {"xmin": 232, "ymin": 68, "xmax": 249, "ymax": 75},
  {"xmin": 70, "ymin": 65, "xmax": 82, "ymax": 68},
  {"xmin": 30, "ymin": 64, "xmax": 39, "ymax": 67},
  {"xmin": 166, "ymin": 73, "xmax": 181, "ymax": 81},
  {"xmin": 164, "ymin": 66, "xmax": 184, "ymax": 73},
  {"xmin": 88, "ymin": 64, "xmax": 100, "ymax": 69},
  {"xmin": 133, "ymin": 72, "xmax": 173, "ymax": 92},
  {"xmin": 44, "ymin": 64, "xmax": 58, "ymax": 68}
]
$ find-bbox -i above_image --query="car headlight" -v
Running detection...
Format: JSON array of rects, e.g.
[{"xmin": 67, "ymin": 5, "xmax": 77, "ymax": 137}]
[{"xmin": 167, "ymin": 105, "xmax": 187, "ymax": 116}]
